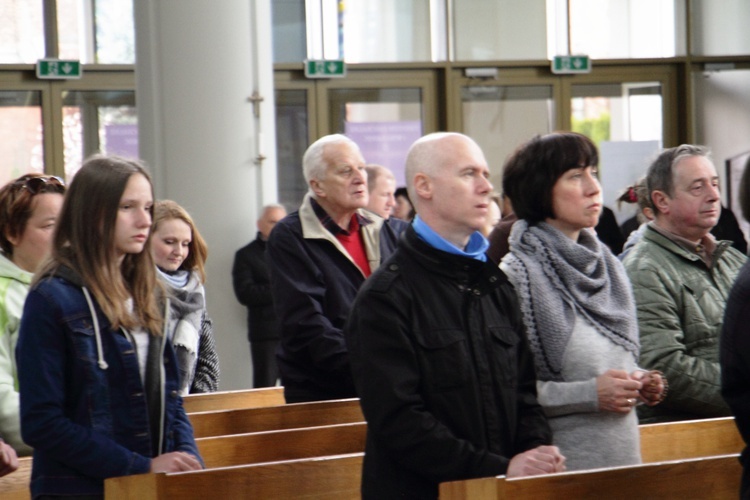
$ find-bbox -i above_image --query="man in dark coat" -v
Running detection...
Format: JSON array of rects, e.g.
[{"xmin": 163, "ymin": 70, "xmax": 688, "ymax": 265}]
[
  {"xmin": 266, "ymin": 134, "xmax": 401, "ymax": 403},
  {"xmin": 346, "ymin": 132, "xmax": 565, "ymax": 499},
  {"xmin": 232, "ymin": 204, "xmax": 287, "ymax": 388}
]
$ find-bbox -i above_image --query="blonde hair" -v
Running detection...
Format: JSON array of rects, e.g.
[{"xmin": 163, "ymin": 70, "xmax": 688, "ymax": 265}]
[{"xmin": 153, "ymin": 200, "xmax": 208, "ymax": 283}]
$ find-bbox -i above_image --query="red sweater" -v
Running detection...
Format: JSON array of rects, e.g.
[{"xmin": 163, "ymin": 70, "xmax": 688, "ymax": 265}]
[{"xmin": 336, "ymin": 215, "xmax": 372, "ymax": 277}]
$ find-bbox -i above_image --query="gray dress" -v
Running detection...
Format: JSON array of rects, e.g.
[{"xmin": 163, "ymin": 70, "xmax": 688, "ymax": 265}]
[{"xmin": 536, "ymin": 314, "xmax": 641, "ymax": 470}]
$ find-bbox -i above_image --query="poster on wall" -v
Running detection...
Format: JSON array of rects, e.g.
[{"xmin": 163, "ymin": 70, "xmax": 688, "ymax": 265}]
[
  {"xmin": 344, "ymin": 121, "xmax": 422, "ymax": 187},
  {"xmin": 105, "ymin": 124, "xmax": 139, "ymax": 159}
]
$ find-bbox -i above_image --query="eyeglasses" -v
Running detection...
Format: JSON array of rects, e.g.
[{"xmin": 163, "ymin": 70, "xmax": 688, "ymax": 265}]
[{"xmin": 12, "ymin": 175, "xmax": 66, "ymax": 195}]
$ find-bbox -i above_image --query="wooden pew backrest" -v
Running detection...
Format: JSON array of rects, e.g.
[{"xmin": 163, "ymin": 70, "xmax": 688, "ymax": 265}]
[
  {"xmin": 639, "ymin": 416, "xmax": 743, "ymax": 463},
  {"xmin": 105, "ymin": 453, "xmax": 364, "ymax": 500},
  {"xmin": 0, "ymin": 456, "xmax": 32, "ymax": 500},
  {"xmin": 183, "ymin": 387, "xmax": 285, "ymax": 414},
  {"xmin": 196, "ymin": 422, "xmax": 367, "ymax": 468},
  {"xmin": 188, "ymin": 398, "xmax": 363, "ymax": 438},
  {"xmin": 440, "ymin": 454, "xmax": 742, "ymax": 500}
]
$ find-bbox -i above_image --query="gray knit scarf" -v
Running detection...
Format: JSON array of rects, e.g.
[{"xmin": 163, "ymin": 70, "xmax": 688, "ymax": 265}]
[
  {"xmin": 503, "ymin": 220, "xmax": 639, "ymax": 381},
  {"xmin": 158, "ymin": 268, "xmax": 205, "ymax": 395}
]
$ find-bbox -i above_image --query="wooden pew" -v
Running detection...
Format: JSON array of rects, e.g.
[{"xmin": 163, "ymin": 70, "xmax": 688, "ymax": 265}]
[
  {"xmin": 8, "ymin": 416, "xmax": 745, "ymax": 499},
  {"xmin": 439, "ymin": 453, "xmax": 742, "ymax": 499},
  {"xmin": 193, "ymin": 416, "xmax": 742, "ymax": 469},
  {"xmin": 106, "ymin": 452, "xmax": 741, "ymax": 500},
  {"xmin": 105, "ymin": 453, "xmax": 364, "ymax": 500},
  {"xmin": 0, "ymin": 457, "xmax": 32, "ymax": 500},
  {"xmin": 196, "ymin": 422, "xmax": 367, "ymax": 468},
  {"xmin": 188, "ymin": 398, "xmax": 363, "ymax": 438},
  {"xmin": 182, "ymin": 387, "xmax": 285, "ymax": 414},
  {"xmin": 640, "ymin": 416, "xmax": 743, "ymax": 463}
]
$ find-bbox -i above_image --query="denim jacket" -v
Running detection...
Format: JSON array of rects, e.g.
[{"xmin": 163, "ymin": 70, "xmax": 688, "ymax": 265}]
[{"xmin": 16, "ymin": 266, "xmax": 202, "ymax": 497}]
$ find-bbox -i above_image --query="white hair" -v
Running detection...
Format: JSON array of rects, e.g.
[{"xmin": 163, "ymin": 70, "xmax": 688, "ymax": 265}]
[{"xmin": 302, "ymin": 134, "xmax": 361, "ymax": 184}]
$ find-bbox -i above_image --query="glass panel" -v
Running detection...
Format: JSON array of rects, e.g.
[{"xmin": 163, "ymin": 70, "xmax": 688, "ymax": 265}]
[
  {"xmin": 62, "ymin": 91, "xmax": 137, "ymax": 179},
  {"xmin": 0, "ymin": 1, "xmax": 44, "ymax": 63},
  {"xmin": 343, "ymin": 1, "xmax": 431, "ymax": 63},
  {"xmin": 94, "ymin": 0, "xmax": 135, "ymax": 63},
  {"xmin": 568, "ymin": 0, "xmax": 682, "ymax": 59},
  {"xmin": 571, "ymin": 82, "xmax": 663, "ymax": 225},
  {"xmin": 462, "ymin": 85, "xmax": 554, "ymax": 186},
  {"xmin": 275, "ymin": 89, "xmax": 309, "ymax": 208},
  {"xmin": 453, "ymin": 0, "xmax": 547, "ymax": 61},
  {"xmin": 328, "ymin": 88, "xmax": 423, "ymax": 187},
  {"xmin": 272, "ymin": 0, "xmax": 306, "ymax": 63},
  {"xmin": 0, "ymin": 91, "xmax": 43, "ymax": 185},
  {"xmin": 58, "ymin": 0, "xmax": 134, "ymax": 63},
  {"xmin": 691, "ymin": 0, "xmax": 750, "ymax": 56},
  {"xmin": 57, "ymin": 0, "xmax": 88, "ymax": 61}
]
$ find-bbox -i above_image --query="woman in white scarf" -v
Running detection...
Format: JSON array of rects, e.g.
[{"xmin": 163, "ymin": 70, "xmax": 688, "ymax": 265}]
[
  {"xmin": 500, "ymin": 132, "xmax": 666, "ymax": 471},
  {"xmin": 151, "ymin": 200, "xmax": 219, "ymax": 395}
]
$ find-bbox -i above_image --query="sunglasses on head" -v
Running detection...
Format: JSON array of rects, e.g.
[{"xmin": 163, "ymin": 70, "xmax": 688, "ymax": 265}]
[{"xmin": 13, "ymin": 175, "xmax": 65, "ymax": 195}]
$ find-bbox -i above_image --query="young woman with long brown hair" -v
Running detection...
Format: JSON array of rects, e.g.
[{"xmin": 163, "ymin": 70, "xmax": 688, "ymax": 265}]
[{"xmin": 17, "ymin": 155, "xmax": 202, "ymax": 498}]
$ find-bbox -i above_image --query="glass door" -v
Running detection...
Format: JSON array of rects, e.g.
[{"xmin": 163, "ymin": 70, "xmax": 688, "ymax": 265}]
[
  {"xmin": 275, "ymin": 87, "xmax": 313, "ymax": 208},
  {"xmin": 274, "ymin": 69, "xmax": 437, "ymax": 207},
  {"xmin": 461, "ymin": 84, "xmax": 556, "ymax": 187},
  {"xmin": 61, "ymin": 90, "xmax": 137, "ymax": 179},
  {"xmin": 562, "ymin": 65, "xmax": 678, "ymax": 225},
  {"xmin": 451, "ymin": 68, "xmax": 560, "ymax": 188},
  {"xmin": 321, "ymin": 70, "xmax": 437, "ymax": 188},
  {"xmin": 0, "ymin": 90, "xmax": 44, "ymax": 185}
]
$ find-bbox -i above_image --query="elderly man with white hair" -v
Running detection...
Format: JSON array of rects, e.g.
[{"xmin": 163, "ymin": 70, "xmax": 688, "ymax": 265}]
[{"xmin": 266, "ymin": 134, "xmax": 401, "ymax": 403}]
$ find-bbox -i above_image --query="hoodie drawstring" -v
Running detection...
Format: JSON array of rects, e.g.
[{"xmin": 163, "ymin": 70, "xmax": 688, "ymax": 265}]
[{"xmin": 82, "ymin": 287, "xmax": 109, "ymax": 370}]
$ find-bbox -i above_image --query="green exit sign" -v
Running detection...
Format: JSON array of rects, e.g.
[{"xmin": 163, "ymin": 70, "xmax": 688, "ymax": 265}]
[
  {"xmin": 36, "ymin": 59, "xmax": 82, "ymax": 80},
  {"xmin": 304, "ymin": 59, "xmax": 346, "ymax": 79},
  {"xmin": 551, "ymin": 55, "xmax": 591, "ymax": 75}
]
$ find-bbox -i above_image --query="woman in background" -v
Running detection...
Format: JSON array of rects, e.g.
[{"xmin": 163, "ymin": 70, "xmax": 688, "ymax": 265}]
[
  {"xmin": 0, "ymin": 174, "xmax": 65, "ymax": 456},
  {"xmin": 501, "ymin": 132, "xmax": 666, "ymax": 471},
  {"xmin": 17, "ymin": 156, "xmax": 202, "ymax": 498},
  {"xmin": 151, "ymin": 200, "xmax": 219, "ymax": 395}
]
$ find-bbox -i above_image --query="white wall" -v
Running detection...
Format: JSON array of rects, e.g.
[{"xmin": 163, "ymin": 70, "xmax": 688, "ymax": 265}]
[
  {"xmin": 693, "ymin": 69, "xmax": 750, "ymax": 208},
  {"xmin": 134, "ymin": 0, "xmax": 277, "ymax": 390}
]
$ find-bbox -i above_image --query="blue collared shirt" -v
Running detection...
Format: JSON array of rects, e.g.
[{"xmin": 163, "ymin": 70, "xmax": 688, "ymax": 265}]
[{"xmin": 412, "ymin": 215, "xmax": 488, "ymax": 262}]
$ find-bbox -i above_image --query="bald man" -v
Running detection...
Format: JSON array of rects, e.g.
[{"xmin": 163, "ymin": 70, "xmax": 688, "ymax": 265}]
[
  {"xmin": 232, "ymin": 204, "xmax": 287, "ymax": 387},
  {"xmin": 346, "ymin": 132, "xmax": 564, "ymax": 499}
]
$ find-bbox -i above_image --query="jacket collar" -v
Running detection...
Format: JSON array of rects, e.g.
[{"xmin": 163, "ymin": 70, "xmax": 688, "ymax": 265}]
[
  {"xmin": 0, "ymin": 252, "xmax": 33, "ymax": 285},
  {"xmin": 401, "ymin": 225, "xmax": 507, "ymax": 293},
  {"xmin": 299, "ymin": 193, "xmax": 385, "ymax": 276},
  {"xmin": 643, "ymin": 224, "xmax": 730, "ymax": 265}
]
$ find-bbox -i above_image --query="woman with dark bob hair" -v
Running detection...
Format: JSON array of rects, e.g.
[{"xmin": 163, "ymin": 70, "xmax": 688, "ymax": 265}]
[
  {"xmin": 500, "ymin": 132, "xmax": 666, "ymax": 471},
  {"xmin": 17, "ymin": 155, "xmax": 203, "ymax": 498}
]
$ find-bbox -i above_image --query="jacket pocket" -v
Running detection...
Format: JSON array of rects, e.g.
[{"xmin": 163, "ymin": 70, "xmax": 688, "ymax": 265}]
[
  {"xmin": 681, "ymin": 282, "xmax": 722, "ymax": 353},
  {"xmin": 413, "ymin": 328, "xmax": 470, "ymax": 391},
  {"xmin": 66, "ymin": 317, "xmax": 100, "ymax": 364},
  {"xmin": 65, "ymin": 317, "xmax": 114, "ymax": 432},
  {"xmin": 489, "ymin": 326, "xmax": 519, "ymax": 387}
]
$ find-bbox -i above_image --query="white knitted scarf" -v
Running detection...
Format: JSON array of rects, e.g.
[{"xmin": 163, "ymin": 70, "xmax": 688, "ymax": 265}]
[{"xmin": 504, "ymin": 220, "xmax": 639, "ymax": 381}]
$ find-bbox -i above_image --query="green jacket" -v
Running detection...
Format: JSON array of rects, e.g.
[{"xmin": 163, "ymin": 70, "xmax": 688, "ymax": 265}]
[
  {"xmin": 0, "ymin": 253, "xmax": 33, "ymax": 454},
  {"xmin": 623, "ymin": 224, "xmax": 746, "ymax": 422}
]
